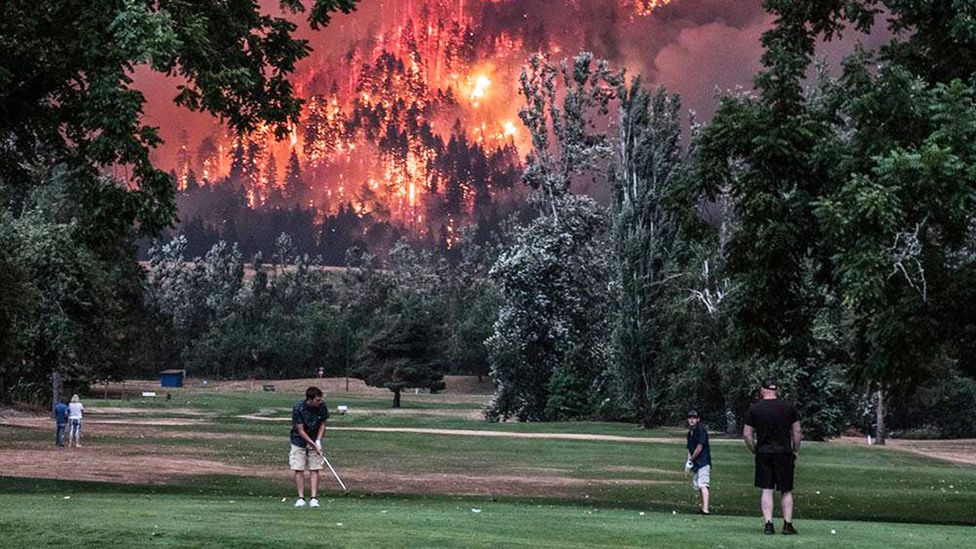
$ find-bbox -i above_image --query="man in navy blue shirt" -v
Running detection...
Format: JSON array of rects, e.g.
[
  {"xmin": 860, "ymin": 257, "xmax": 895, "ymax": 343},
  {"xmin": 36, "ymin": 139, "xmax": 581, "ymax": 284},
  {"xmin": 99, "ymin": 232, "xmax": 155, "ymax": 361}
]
[
  {"xmin": 290, "ymin": 386, "xmax": 329, "ymax": 508},
  {"xmin": 53, "ymin": 399, "xmax": 69, "ymax": 447},
  {"xmin": 685, "ymin": 409, "xmax": 711, "ymax": 514}
]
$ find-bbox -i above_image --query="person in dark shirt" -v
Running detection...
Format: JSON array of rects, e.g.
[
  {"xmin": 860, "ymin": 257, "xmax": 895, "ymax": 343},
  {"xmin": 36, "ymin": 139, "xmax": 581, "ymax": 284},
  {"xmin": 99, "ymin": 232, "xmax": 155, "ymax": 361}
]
[
  {"xmin": 53, "ymin": 399, "xmax": 69, "ymax": 447},
  {"xmin": 289, "ymin": 386, "xmax": 329, "ymax": 508},
  {"xmin": 685, "ymin": 409, "xmax": 711, "ymax": 514},
  {"xmin": 743, "ymin": 378, "xmax": 802, "ymax": 535}
]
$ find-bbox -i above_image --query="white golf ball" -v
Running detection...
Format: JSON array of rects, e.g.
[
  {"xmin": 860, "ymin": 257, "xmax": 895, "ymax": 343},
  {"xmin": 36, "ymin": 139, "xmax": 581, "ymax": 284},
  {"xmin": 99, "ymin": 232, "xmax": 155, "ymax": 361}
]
[{"xmin": 831, "ymin": 529, "xmax": 837, "ymax": 535}]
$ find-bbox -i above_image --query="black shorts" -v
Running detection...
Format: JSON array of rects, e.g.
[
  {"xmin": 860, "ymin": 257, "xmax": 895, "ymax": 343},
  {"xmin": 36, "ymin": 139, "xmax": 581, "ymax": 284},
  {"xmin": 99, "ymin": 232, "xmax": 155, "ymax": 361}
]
[{"xmin": 754, "ymin": 453, "xmax": 795, "ymax": 492}]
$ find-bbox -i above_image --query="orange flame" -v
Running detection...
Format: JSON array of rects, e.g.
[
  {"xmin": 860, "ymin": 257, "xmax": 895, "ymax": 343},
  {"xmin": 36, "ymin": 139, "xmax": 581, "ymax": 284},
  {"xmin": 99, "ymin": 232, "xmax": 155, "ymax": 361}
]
[{"xmin": 471, "ymin": 75, "xmax": 491, "ymax": 105}]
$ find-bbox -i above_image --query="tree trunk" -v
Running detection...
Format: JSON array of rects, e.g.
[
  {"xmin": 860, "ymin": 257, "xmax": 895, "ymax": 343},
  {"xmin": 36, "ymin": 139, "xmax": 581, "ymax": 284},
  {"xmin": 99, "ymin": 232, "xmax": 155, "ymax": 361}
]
[
  {"xmin": 875, "ymin": 389, "xmax": 886, "ymax": 446},
  {"xmin": 344, "ymin": 332, "xmax": 351, "ymax": 392},
  {"xmin": 51, "ymin": 369, "xmax": 61, "ymax": 412},
  {"xmin": 637, "ymin": 364, "xmax": 654, "ymax": 428},
  {"xmin": 392, "ymin": 388, "xmax": 401, "ymax": 409}
]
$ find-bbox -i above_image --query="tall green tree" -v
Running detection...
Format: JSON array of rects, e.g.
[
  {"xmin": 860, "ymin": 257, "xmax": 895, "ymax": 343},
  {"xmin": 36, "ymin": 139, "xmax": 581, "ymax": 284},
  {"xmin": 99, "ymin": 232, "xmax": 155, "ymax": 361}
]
[
  {"xmin": 0, "ymin": 214, "xmax": 38, "ymax": 402},
  {"xmin": 610, "ymin": 80, "xmax": 687, "ymax": 426},
  {"xmin": 0, "ymin": 169, "xmax": 172, "ymax": 405},
  {"xmin": 354, "ymin": 294, "xmax": 446, "ymax": 409},
  {"xmin": 486, "ymin": 195, "xmax": 613, "ymax": 421},
  {"xmin": 813, "ymin": 31, "xmax": 976, "ymax": 442},
  {"xmin": 697, "ymin": 1, "xmax": 976, "ymax": 442},
  {"xmin": 697, "ymin": 2, "xmax": 871, "ymax": 362},
  {"xmin": 485, "ymin": 53, "xmax": 621, "ymax": 422},
  {"xmin": 7, "ymin": 189, "xmax": 114, "ymax": 404},
  {"xmin": 692, "ymin": 2, "xmax": 871, "ymax": 437}
]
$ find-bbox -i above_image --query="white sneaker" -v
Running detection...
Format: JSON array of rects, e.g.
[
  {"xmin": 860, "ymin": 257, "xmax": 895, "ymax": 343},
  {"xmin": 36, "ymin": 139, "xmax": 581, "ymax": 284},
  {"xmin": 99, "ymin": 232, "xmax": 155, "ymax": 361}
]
[
  {"xmin": 294, "ymin": 498, "xmax": 305, "ymax": 507},
  {"xmin": 309, "ymin": 498, "xmax": 320, "ymax": 508}
]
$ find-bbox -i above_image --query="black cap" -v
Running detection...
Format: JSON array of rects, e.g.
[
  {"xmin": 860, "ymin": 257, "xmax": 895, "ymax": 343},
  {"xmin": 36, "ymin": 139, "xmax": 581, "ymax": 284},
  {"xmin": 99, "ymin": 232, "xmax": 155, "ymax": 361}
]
[
  {"xmin": 687, "ymin": 409, "xmax": 699, "ymax": 418},
  {"xmin": 762, "ymin": 378, "xmax": 778, "ymax": 390}
]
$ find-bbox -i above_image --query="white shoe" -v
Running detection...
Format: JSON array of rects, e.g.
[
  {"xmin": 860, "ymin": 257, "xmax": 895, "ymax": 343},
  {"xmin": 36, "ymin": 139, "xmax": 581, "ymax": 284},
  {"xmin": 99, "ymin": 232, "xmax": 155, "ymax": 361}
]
[
  {"xmin": 309, "ymin": 498, "xmax": 320, "ymax": 508},
  {"xmin": 294, "ymin": 498, "xmax": 305, "ymax": 507}
]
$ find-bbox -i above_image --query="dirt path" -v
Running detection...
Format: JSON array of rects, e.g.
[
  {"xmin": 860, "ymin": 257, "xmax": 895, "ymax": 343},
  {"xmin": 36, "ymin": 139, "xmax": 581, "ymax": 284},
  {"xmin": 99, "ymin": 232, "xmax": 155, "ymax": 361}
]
[
  {"xmin": 1, "ymin": 416, "xmax": 209, "ymax": 428},
  {"xmin": 835, "ymin": 436, "xmax": 976, "ymax": 466},
  {"xmin": 0, "ymin": 442, "xmax": 254, "ymax": 485},
  {"xmin": 241, "ymin": 407, "xmax": 493, "ymax": 421},
  {"xmin": 332, "ymin": 426, "xmax": 691, "ymax": 444},
  {"xmin": 234, "ymin": 416, "xmax": 687, "ymax": 443}
]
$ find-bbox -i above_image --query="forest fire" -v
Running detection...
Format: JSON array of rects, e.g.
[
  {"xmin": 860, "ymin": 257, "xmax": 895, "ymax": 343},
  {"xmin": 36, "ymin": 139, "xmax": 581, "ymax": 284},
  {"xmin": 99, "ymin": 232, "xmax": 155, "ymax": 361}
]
[
  {"xmin": 170, "ymin": 0, "xmax": 677, "ymax": 237},
  {"xmin": 632, "ymin": 0, "xmax": 673, "ymax": 17}
]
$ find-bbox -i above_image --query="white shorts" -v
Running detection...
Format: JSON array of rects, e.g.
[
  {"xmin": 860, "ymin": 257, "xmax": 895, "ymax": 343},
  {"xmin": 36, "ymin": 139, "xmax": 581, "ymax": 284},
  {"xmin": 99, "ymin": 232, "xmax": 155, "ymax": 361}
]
[
  {"xmin": 692, "ymin": 465, "xmax": 711, "ymax": 489},
  {"xmin": 289, "ymin": 444, "xmax": 325, "ymax": 471}
]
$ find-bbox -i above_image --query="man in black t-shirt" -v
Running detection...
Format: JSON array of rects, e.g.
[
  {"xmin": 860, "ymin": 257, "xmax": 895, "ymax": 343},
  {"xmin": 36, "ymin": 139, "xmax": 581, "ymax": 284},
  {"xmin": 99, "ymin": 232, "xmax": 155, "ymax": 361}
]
[{"xmin": 743, "ymin": 378, "xmax": 801, "ymax": 535}]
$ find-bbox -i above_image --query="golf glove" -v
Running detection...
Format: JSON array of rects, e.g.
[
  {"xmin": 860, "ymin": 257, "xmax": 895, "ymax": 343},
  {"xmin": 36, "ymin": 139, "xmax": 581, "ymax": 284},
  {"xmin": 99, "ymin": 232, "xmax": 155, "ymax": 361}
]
[
  {"xmin": 684, "ymin": 459, "xmax": 693, "ymax": 472},
  {"xmin": 314, "ymin": 439, "xmax": 322, "ymax": 452}
]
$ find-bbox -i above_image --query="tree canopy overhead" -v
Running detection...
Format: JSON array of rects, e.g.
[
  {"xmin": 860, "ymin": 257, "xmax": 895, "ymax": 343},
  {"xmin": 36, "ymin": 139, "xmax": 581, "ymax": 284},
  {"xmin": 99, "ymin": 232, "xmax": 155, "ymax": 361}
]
[{"xmin": 0, "ymin": 0, "xmax": 356, "ymax": 235}]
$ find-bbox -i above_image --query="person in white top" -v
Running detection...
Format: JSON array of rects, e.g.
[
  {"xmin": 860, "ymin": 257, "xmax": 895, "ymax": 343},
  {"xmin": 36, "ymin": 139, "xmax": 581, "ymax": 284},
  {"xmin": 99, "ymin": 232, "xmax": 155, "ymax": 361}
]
[{"xmin": 68, "ymin": 394, "xmax": 84, "ymax": 448}]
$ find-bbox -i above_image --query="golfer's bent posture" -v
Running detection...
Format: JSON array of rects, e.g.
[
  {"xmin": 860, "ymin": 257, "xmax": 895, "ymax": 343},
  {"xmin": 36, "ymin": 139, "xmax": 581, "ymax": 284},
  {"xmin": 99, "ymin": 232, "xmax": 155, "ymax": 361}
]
[
  {"xmin": 684, "ymin": 409, "xmax": 711, "ymax": 514},
  {"xmin": 743, "ymin": 378, "xmax": 801, "ymax": 535},
  {"xmin": 290, "ymin": 386, "xmax": 329, "ymax": 508}
]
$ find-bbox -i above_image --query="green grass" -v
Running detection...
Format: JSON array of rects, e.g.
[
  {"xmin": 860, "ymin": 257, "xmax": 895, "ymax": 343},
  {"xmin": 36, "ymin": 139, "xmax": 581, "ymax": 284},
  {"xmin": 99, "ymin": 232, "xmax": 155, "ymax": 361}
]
[
  {"xmin": 84, "ymin": 392, "xmax": 682, "ymax": 434},
  {"xmin": 0, "ymin": 488, "xmax": 970, "ymax": 548},
  {"xmin": 85, "ymin": 391, "xmax": 484, "ymax": 415},
  {"xmin": 4, "ymin": 389, "xmax": 975, "ymax": 546}
]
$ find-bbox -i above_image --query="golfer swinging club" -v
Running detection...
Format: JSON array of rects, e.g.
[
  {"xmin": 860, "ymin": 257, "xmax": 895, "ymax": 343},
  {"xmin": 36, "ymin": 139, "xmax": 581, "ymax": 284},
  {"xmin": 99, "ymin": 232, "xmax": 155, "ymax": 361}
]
[
  {"xmin": 743, "ymin": 378, "xmax": 801, "ymax": 535},
  {"xmin": 290, "ymin": 386, "xmax": 329, "ymax": 508}
]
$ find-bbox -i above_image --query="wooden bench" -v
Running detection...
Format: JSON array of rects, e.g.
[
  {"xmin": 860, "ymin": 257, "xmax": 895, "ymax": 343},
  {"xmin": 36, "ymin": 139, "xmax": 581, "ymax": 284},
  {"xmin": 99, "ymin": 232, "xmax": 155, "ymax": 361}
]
[{"xmin": 262, "ymin": 384, "xmax": 275, "ymax": 392}]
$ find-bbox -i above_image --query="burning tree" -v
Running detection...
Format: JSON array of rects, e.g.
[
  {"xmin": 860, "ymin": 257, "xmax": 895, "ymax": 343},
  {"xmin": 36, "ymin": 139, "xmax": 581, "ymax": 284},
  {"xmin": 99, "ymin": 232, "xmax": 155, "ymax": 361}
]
[
  {"xmin": 518, "ymin": 53, "xmax": 623, "ymax": 219},
  {"xmin": 172, "ymin": 1, "xmax": 534, "ymax": 247}
]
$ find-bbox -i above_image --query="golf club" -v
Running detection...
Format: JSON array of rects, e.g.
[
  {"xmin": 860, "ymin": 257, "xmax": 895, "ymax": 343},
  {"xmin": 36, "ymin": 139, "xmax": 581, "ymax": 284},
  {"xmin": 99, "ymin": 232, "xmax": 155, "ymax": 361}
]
[{"xmin": 317, "ymin": 449, "xmax": 350, "ymax": 495}]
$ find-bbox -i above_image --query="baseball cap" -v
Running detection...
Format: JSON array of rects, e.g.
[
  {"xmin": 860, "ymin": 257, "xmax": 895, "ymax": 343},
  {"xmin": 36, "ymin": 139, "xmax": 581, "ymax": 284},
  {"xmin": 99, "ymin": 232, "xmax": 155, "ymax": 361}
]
[
  {"xmin": 687, "ymin": 409, "xmax": 699, "ymax": 418},
  {"xmin": 761, "ymin": 377, "xmax": 778, "ymax": 390}
]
